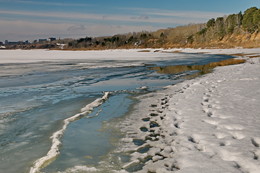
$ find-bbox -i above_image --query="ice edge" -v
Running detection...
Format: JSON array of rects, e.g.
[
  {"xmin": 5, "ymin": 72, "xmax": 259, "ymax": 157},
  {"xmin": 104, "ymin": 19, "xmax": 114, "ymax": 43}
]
[{"xmin": 29, "ymin": 92, "xmax": 111, "ymax": 173}]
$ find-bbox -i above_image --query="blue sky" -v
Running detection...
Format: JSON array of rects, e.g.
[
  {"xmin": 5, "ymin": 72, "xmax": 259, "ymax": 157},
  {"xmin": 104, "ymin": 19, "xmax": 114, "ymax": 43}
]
[{"xmin": 0, "ymin": 0, "xmax": 259, "ymax": 41}]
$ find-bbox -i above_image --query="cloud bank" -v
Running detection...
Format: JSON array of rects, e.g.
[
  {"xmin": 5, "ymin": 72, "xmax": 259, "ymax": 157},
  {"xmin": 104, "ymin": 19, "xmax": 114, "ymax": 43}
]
[{"xmin": 0, "ymin": 6, "xmax": 225, "ymax": 41}]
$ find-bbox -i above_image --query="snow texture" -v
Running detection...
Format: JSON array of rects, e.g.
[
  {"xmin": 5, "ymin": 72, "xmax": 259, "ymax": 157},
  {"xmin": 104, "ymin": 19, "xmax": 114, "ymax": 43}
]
[{"xmin": 119, "ymin": 49, "xmax": 260, "ymax": 173}]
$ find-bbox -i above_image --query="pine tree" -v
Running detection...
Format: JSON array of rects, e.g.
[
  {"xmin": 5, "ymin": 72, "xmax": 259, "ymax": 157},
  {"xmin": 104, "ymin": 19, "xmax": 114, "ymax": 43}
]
[{"xmin": 242, "ymin": 7, "xmax": 258, "ymax": 33}]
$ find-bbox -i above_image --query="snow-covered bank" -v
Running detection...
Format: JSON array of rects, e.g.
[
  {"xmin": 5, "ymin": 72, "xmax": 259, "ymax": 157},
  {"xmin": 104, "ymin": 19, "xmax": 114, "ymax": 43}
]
[
  {"xmin": 119, "ymin": 50, "xmax": 260, "ymax": 173},
  {"xmin": 163, "ymin": 48, "xmax": 260, "ymax": 56},
  {"xmin": 0, "ymin": 48, "xmax": 259, "ymax": 64},
  {"xmin": 166, "ymin": 57, "xmax": 260, "ymax": 173},
  {"xmin": 0, "ymin": 49, "xmax": 177, "ymax": 64}
]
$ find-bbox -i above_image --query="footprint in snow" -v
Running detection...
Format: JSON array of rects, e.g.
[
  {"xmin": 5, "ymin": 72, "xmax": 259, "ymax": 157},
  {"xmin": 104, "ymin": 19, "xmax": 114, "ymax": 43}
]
[
  {"xmin": 251, "ymin": 137, "xmax": 260, "ymax": 148},
  {"xmin": 202, "ymin": 108, "xmax": 214, "ymax": 117},
  {"xmin": 174, "ymin": 122, "xmax": 181, "ymax": 129},
  {"xmin": 252, "ymin": 150, "xmax": 259, "ymax": 160},
  {"xmin": 229, "ymin": 131, "xmax": 245, "ymax": 140},
  {"xmin": 204, "ymin": 92, "xmax": 211, "ymax": 97},
  {"xmin": 203, "ymin": 97, "xmax": 209, "ymax": 102},
  {"xmin": 219, "ymin": 140, "xmax": 232, "ymax": 147},
  {"xmin": 150, "ymin": 104, "xmax": 157, "ymax": 108}
]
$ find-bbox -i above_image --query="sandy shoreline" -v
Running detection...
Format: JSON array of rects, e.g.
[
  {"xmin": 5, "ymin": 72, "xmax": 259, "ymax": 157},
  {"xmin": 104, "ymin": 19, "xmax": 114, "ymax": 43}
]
[{"xmin": 118, "ymin": 49, "xmax": 260, "ymax": 173}]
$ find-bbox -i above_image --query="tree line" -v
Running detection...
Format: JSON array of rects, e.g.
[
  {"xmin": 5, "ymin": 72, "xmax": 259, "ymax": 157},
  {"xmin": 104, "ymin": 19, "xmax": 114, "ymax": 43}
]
[
  {"xmin": 66, "ymin": 7, "xmax": 259, "ymax": 49},
  {"xmin": 187, "ymin": 7, "xmax": 260, "ymax": 45}
]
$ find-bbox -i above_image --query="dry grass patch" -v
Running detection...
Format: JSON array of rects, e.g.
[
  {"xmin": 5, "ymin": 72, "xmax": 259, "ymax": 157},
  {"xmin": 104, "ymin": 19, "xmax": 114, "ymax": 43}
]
[
  {"xmin": 230, "ymin": 53, "xmax": 255, "ymax": 57},
  {"xmin": 138, "ymin": 50, "xmax": 151, "ymax": 52},
  {"xmin": 151, "ymin": 58, "xmax": 246, "ymax": 75},
  {"xmin": 248, "ymin": 55, "xmax": 260, "ymax": 58}
]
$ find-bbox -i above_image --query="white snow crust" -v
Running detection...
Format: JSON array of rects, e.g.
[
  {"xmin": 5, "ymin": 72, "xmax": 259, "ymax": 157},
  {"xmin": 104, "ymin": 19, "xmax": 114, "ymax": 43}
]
[
  {"xmin": 119, "ymin": 49, "xmax": 260, "ymax": 173},
  {"xmin": 0, "ymin": 49, "xmax": 176, "ymax": 64}
]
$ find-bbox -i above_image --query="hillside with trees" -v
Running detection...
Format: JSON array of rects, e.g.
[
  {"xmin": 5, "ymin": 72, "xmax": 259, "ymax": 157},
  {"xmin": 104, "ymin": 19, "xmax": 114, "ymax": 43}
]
[
  {"xmin": 64, "ymin": 7, "xmax": 259, "ymax": 49},
  {"xmin": 186, "ymin": 7, "xmax": 260, "ymax": 48}
]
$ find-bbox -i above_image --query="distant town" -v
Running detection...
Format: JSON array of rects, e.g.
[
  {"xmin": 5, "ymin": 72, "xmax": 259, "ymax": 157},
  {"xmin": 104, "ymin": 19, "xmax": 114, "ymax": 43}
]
[
  {"xmin": 0, "ymin": 37, "xmax": 69, "ymax": 49},
  {"xmin": 1, "ymin": 37, "xmax": 55, "ymax": 45}
]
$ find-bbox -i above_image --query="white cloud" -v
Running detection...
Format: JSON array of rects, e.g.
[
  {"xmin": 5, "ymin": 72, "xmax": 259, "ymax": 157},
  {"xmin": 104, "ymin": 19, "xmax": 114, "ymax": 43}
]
[
  {"xmin": 0, "ymin": 19, "xmax": 159, "ymax": 41},
  {"xmin": 0, "ymin": 0, "xmax": 91, "ymax": 7},
  {"xmin": 0, "ymin": 10, "xmax": 103, "ymax": 21},
  {"xmin": 0, "ymin": 9, "xmax": 211, "ymax": 26},
  {"xmin": 148, "ymin": 11, "xmax": 225, "ymax": 19},
  {"xmin": 123, "ymin": 7, "xmax": 226, "ymax": 19},
  {"xmin": 0, "ymin": 7, "xmax": 226, "ymax": 41},
  {"xmin": 67, "ymin": 24, "xmax": 86, "ymax": 32}
]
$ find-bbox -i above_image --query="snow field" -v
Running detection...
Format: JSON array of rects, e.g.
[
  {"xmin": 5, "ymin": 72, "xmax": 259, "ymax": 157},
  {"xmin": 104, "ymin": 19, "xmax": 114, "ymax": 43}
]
[
  {"xmin": 0, "ymin": 49, "xmax": 178, "ymax": 64},
  {"xmin": 118, "ymin": 51, "xmax": 260, "ymax": 173}
]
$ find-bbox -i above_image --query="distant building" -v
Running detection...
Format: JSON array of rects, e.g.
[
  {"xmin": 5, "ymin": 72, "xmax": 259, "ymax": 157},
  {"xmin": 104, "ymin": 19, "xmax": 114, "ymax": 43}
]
[
  {"xmin": 38, "ymin": 39, "xmax": 47, "ymax": 43},
  {"xmin": 4, "ymin": 40, "xmax": 30, "ymax": 45},
  {"xmin": 6, "ymin": 41, "xmax": 20, "ymax": 45},
  {"xmin": 56, "ymin": 43, "xmax": 66, "ymax": 49},
  {"xmin": 49, "ymin": 37, "xmax": 56, "ymax": 42},
  {"xmin": 0, "ymin": 41, "xmax": 3, "ymax": 45}
]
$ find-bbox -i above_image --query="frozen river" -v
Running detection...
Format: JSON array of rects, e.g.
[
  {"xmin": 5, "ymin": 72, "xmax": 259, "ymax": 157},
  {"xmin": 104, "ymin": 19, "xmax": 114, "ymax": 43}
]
[{"xmin": 0, "ymin": 49, "xmax": 233, "ymax": 173}]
